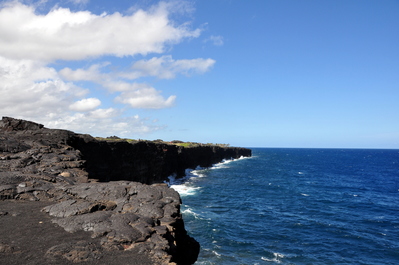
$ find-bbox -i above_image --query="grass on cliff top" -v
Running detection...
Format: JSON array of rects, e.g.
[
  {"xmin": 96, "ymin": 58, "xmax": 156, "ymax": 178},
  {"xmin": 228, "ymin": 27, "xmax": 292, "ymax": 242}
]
[
  {"xmin": 94, "ymin": 137, "xmax": 230, "ymax": 148},
  {"xmin": 95, "ymin": 136, "xmax": 138, "ymax": 144}
]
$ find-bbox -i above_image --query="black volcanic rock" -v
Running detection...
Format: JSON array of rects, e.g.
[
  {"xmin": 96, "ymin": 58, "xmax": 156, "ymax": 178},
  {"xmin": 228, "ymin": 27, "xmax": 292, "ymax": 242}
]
[
  {"xmin": 0, "ymin": 117, "xmax": 251, "ymax": 264},
  {"xmin": 68, "ymin": 133, "xmax": 251, "ymax": 184}
]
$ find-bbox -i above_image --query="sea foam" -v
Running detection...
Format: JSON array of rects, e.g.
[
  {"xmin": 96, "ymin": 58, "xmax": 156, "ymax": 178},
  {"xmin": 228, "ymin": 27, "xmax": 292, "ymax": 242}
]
[
  {"xmin": 170, "ymin": 184, "xmax": 200, "ymax": 196},
  {"xmin": 168, "ymin": 157, "xmax": 247, "ymax": 196},
  {"xmin": 261, "ymin": 252, "xmax": 285, "ymax": 263}
]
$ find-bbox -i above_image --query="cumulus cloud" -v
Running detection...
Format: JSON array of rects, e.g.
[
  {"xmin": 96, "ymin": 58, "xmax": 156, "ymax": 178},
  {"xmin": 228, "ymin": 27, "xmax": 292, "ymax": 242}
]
[
  {"xmin": 46, "ymin": 112, "xmax": 162, "ymax": 137},
  {"xmin": 88, "ymin": 108, "xmax": 117, "ymax": 119},
  {"xmin": 59, "ymin": 55, "xmax": 214, "ymax": 109},
  {"xmin": 59, "ymin": 63, "xmax": 109, "ymax": 82},
  {"xmin": 0, "ymin": 56, "xmax": 86, "ymax": 118},
  {"xmin": 115, "ymin": 85, "xmax": 176, "ymax": 109},
  {"xmin": 0, "ymin": 55, "xmax": 156, "ymax": 135},
  {"xmin": 69, "ymin": 98, "xmax": 101, "ymax": 112},
  {"xmin": 0, "ymin": 1, "xmax": 201, "ymax": 61},
  {"xmin": 0, "ymin": 1, "xmax": 214, "ymax": 137}
]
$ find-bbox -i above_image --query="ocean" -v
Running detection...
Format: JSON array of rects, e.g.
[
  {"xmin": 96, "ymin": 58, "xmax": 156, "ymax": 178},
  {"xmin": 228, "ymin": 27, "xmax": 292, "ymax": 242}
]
[{"xmin": 169, "ymin": 148, "xmax": 399, "ymax": 265}]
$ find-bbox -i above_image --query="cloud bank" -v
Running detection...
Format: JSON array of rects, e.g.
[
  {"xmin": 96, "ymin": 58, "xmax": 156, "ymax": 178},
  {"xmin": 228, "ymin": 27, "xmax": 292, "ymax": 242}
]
[{"xmin": 0, "ymin": 1, "xmax": 214, "ymax": 137}]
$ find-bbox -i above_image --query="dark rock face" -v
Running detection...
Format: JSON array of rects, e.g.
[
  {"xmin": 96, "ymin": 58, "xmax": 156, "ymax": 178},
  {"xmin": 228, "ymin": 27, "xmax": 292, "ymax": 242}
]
[
  {"xmin": 0, "ymin": 117, "xmax": 251, "ymax": 264},
  {"xmin": 69, "ymin": 132, "xmax": 251, "ymax": 184}
]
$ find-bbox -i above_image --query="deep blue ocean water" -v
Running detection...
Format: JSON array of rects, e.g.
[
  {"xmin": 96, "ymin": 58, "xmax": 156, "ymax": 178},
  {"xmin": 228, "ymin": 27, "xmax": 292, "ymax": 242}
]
[{"xmin": 170, "ymin": 148, "xmax": 399, "ymax": 265}]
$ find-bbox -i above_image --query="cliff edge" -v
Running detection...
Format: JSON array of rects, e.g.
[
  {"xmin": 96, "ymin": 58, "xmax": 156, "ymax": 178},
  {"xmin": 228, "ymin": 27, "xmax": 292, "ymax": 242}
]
[{"xmin": 0, "ymin": 117, "xmax": 251, "ymax": 265}]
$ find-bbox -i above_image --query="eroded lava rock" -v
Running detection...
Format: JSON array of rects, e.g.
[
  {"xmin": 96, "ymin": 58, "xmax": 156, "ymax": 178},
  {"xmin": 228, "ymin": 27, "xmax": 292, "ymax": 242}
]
[{"xmin": 0, "ymin": 117, "xmax": 251, "ymax": 264}]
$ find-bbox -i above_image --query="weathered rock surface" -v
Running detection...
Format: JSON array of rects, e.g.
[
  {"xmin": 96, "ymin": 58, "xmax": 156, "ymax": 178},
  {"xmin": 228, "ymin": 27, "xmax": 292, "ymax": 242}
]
[
  {"xmin": 37, "ymin": 181, "xmax": 197, "ymax": 264},
  {"xmin": 0, "ymin": 117, "xmax": 251, "ymax": 264}
]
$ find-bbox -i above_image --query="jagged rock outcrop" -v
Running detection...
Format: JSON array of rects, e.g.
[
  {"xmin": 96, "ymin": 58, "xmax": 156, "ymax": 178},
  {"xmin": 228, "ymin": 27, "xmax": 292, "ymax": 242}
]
[{"xmin": 0, "ymin": 117, "xmax": 251, "ymax": 264}]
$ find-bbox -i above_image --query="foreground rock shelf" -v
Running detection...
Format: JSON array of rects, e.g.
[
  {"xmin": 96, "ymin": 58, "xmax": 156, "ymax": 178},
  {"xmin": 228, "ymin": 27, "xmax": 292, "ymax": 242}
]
[{"xmin": 0, "ymin": 117, "xmax": 251, "ymax": 264}]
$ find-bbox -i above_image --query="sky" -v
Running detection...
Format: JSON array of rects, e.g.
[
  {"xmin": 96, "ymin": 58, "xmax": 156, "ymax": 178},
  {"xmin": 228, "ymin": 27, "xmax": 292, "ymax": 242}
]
[{"xmin": 0, "ymin": 0, "xmax": 398, "ymax": 148}]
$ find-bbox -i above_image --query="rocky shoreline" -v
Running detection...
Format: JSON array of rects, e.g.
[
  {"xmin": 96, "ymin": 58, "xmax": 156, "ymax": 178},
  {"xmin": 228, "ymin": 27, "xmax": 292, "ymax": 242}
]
[{"xmin": 0, "ymin": 117, "xmax": 251, "ymax": 264}]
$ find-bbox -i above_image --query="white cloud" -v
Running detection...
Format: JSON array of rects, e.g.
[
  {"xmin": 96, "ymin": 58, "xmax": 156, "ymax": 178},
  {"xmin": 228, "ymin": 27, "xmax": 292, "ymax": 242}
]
[
  {"xmin": 0, "ymin": 56, "xmax": 86, "ymax": 117},
  {"xmin": 60, "ymin": 55, "xmax": 215, "ymax": 81},
  {"xmin": 88, "ymin": 108, "xmax": 117, "ymax": 119},
  {"xmin": 0, "ymin": 2, "xmax": 201, "ymax": 61},
  {"xmin": 205, "ymin": 35, "xmax": 224, "ymax": 46},
  {"xmin": 69, "ymin": 98, "xmax": 101, "ymax": 111},
  {"xmin": 0, "ymin": 55, "xmax": 161, "ymax": 136},
  {"xmin": 0, "ymin": 1, "xmax": 214, "ymax": 138},
  {"xmin": 59, "ymin": 63, "xmax": 109, "ymax": 82},
  {"xmin": 46, "ymin": 112, "xmax": 161, "ymax": 136},
  {"xmin": 59, "ymin": 72, "xmax": 178, "ymax": 109},
  {"xmin": 128, "ymin": 55, "xmax": 216, "ymax": 79},
  {"xmin": 103, "ymin": 81, "xmax": 150, "ymax": 93},
  {"xmin": 59, "ymin": 55, "xmax": 214, "ymax": 109},
  {"xmin": 115, "ymin": 85, "xmax": 176, "ymax": 109}
]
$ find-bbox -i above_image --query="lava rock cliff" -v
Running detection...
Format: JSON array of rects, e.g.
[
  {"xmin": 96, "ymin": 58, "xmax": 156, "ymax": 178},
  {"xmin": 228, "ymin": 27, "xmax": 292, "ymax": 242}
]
[{"xmin": 0, "ymin": 117, "xmax": 251, "ymax": 264}]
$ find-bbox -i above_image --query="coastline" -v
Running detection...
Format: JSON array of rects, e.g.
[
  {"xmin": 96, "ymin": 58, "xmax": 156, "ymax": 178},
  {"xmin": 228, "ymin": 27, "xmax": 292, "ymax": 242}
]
[{"xmin": 0, "ymin": 117, "xmax": 251, "ymax": 264}]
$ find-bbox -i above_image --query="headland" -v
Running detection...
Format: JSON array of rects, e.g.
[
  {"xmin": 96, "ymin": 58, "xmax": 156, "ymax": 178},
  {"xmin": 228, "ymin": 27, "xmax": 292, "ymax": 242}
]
[{"xmin": 0, "ymin": 117, "xmax": 251, "ymax": 264}]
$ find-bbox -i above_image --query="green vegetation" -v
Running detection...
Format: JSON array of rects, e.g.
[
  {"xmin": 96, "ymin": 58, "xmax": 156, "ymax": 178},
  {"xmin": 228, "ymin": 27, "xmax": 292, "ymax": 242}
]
[
  {"xmin": 95, "ymin": 136, "xmax": 230, "ymax": 148},
  {"xmin": 173, "ymin": 142, "xmax": 197, "ymax": 148},
  {"xmin": 95, "ymin": 136, "xmax": 139, "ymax": 144},
  {"xmin": 171, "ymin": 141, "xmax": 230, "ymax": 148}
]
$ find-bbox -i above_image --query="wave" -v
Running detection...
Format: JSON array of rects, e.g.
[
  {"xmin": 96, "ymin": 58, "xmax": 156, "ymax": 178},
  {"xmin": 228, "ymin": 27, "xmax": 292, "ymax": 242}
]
[
  {"xmin": 168, "ymin": 168, "xmax": 202, "ymax": 197},
  {"xmin": 168, "ymin": 156, "xmax": 250, "ymax": 196},
  {"xmin": 170, "ymin": 184, "xmax": 200, "ymax": 196},
  {"xmin": 261, "ymin": 252, "xmax": 285, "ymax": 263},
  {"xmin": 181, "ymin": 207, "xmax": 200, "ymax": 218}
]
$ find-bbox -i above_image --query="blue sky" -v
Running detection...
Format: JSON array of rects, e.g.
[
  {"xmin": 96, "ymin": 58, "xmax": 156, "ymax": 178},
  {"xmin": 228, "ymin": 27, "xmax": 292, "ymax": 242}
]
[{"xmin": 0, "ymin": 0, "xmax": 398, "ymax": 148}]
